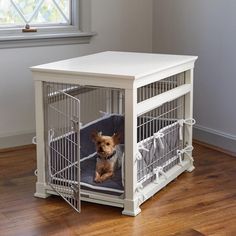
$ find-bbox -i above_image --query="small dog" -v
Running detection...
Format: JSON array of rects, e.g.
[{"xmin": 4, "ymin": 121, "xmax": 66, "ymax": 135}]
[{"xmin": 91, "ymin": 131, "xmax": 122, "ymax": 183}]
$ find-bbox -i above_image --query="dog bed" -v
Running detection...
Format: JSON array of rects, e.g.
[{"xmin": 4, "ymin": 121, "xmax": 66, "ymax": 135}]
[{"xmin": 80, "ymin": 145, "xmax": 124, "ymax": 195}]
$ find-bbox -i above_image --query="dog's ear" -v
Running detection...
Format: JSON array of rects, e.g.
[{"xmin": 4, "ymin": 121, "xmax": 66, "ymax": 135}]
[
  {"xmin": 91, "ymin": 131, "xmax": 98, "ymax": 142},
  {"xmin": 112, "ymin": 133, "xmax": 120, "ymax": 145},
  {"xmin": 91, "ymin": 131, "xmax": 102, "ymax": 142}
]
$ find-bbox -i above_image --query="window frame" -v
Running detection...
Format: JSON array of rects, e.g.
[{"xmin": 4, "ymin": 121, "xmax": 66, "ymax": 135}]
[{"xmin": 0, "ymin": 0, "xmax": 95, "ymax": 48}]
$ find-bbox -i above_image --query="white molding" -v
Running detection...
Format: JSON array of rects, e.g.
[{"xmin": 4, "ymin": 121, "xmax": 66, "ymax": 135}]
[
  {"xmin": 134, "ymin": 61, "xmax": 196, "ymax": 88},
  {"xmin": 0, "ymin": 132, "xmax": 35, "ymax": 149},
  {"xmin": 32, "ymin": 71, "xmax": 134, "ymax": 89},
  {"xmin": 193, "ymin": 124, "xmax": 236, "ymax": 154},
  {"xmin": 0, "ymin": 128, "xmax": 35, "ymax": 138},
  {"xmin": 194, "ymin": 124, "xmax": 236, "ymax": 141},
  {"xmin": 0, "ymin": 32, "xmax": 95, "ymax": 49}
]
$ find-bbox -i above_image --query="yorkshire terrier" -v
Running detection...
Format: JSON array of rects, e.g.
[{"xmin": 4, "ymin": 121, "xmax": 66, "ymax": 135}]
[{"xmin": 91, "ymin": 131, "xmax": 122, "ymax": 183}]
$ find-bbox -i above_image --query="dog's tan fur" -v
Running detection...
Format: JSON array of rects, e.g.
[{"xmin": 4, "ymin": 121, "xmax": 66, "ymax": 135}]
[{"xmin": 91, "ymin": 131, "xmax": 120, "ymax": 183}]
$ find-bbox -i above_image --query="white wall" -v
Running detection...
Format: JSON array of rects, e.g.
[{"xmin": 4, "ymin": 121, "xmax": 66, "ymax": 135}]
[
  {"xmin": 153, "ymin": 0, "xmax": 236, "ymax": 153},
  {"xmin": 0, "ymin": 0, "xmax": 153, "ymax": 148}
]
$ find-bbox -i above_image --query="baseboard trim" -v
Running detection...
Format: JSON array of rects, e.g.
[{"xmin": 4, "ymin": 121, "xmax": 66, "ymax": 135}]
[
  {"xmin": 0, "ymin": 132, "xmax": 35, "ymax": 149},
  {"xmin": 193, "ymin": 125, "xmax": 236, "ymax": 156},
  {"xmin": 193, "ymin": 139, "xmax": 236, "ymax": 157}
]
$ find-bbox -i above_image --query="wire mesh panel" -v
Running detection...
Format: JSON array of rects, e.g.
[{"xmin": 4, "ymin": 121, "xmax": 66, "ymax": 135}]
[
  {"xmin": 44, "ymin": 83, "xmax": 124, "ymax": 126},
  {"xmin": 137, "ymin": 72, "xmax": 185, "ymax": 103},
  {"xmin": 44, "ymin": 82, "xmax": 81, "ymax": 212},
  {"xmin": 137, "ymin": 96, "xmax": 185, "ymax": 185}
]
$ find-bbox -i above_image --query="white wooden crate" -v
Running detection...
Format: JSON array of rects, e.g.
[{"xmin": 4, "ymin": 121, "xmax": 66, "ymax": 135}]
[{"xmin": 31, "ymin": 51, "xmax": 197, "ymax": 216}]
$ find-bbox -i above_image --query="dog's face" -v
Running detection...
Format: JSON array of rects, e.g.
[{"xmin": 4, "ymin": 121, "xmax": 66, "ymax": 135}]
[{"xmin": 91, "ymin": 132, "xmax": 120, "ymax": 159}]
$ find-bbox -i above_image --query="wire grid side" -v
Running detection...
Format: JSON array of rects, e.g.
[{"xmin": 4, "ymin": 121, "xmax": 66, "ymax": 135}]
[
  {"xmin": 137, "ymin": 72, "xmax": 185, "ymax": 103},
  {"xmin": 137, "ymin": 96, "xmax": 185, "ymax": 184}
]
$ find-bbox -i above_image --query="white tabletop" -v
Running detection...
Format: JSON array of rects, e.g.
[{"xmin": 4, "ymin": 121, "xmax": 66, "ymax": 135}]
[{"xmin": 31, "ymin": 51, "xmax": 197, "ymax": 79}]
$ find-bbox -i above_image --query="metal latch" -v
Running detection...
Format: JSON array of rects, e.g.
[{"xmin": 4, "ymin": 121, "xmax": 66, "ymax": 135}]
[
  {"xmin": 71, "ymin": 116, "xmax": 80, "ymax": 130},
  {"xmin": 70, "ymin": 184, "xmax": 80, "ymax": 197}
]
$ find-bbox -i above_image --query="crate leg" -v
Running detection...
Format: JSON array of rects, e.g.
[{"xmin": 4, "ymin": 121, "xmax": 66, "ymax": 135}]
[
  {"xmin": 122, "ymin": 199, "xmax": 141, "ymax": 216},
  {"xmin": 186, "ymin": 163, "xmax": 195, "ymax": 172},
  {"xmin": 34, "ymin": 81, "xmax": 50, "ymax": 199},
  {"xmin": 34, "ymin": 182, "xmax": 51, "ymax": 198},
  {"xmin": 122, "ymin": 88, "xmax": 141, "ymax": 216},
  {"xmin": 185, "ymin": 69, "xmax": 195, "ymax": 173}
]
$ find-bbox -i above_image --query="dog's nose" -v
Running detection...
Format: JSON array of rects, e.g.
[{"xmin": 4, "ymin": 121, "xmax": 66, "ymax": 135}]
[{"xmin": 99, "ymin": 147, "xmax": 103, "ymax": 152}]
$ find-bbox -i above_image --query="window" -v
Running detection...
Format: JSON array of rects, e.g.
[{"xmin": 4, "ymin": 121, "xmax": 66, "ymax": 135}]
[
  {"xmin": 0, "ymin": 0, "xmax": 94, "ymax": 48},
  {"xmin": 0, "ymin": 0, "xmax": 71, "ymax": 27}
]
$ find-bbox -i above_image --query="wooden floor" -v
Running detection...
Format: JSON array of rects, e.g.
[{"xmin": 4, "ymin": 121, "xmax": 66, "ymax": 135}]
[{"xmin": 0, "ymin": 144, "xmax": 236, "ymax": 236}]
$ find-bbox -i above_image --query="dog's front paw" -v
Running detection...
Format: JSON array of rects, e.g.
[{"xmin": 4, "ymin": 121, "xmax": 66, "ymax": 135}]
[{"xmin": 94, "ymin": 177, "xmax": 102, "ymax": 183}]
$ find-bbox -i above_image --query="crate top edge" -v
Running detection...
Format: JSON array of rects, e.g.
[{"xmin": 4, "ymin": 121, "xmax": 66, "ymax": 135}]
[{"xmin": 30, "ymin": 51, "xmax": 198, "ymax": 80}]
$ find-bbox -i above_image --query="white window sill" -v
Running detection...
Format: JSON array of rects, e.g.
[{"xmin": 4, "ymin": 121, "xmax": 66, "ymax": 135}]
[{"xmin": 0, "ymin": 31, "xmax": 96, "ymax": 49}]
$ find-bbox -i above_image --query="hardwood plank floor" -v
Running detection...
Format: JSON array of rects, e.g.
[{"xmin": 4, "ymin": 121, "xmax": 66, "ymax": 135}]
[{"xmin": 0, "ymin": 144, "xmax": 236, "ymax": 236}]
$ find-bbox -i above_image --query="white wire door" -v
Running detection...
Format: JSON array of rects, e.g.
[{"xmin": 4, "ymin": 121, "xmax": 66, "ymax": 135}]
[{"xmin": 46, "ymin": 84, "xmax": 81, "ymax": 212}]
